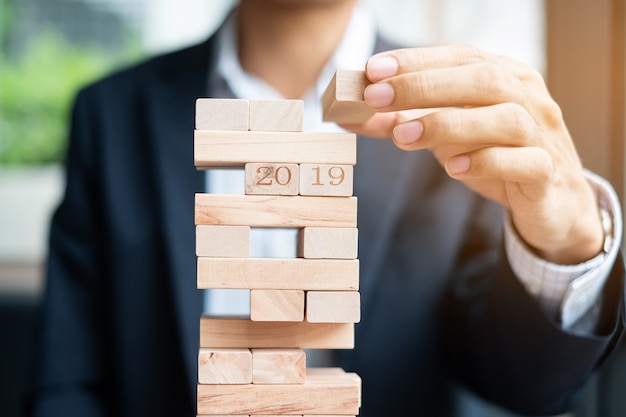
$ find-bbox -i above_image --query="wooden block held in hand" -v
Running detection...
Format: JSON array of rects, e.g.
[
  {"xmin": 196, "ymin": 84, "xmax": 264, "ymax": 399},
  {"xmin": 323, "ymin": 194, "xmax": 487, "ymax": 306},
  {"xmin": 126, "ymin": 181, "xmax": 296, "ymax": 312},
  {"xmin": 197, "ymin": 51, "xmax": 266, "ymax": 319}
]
[
  {"xmin": 306, "ymin": 291, "xmax": 361, "ymax": 323},
  {"xmin": 194, "ymin": 130, "xmax": 356, "ymax": 167},
  {"xmin": 299, "ymin": 164, "xmax": 353, "ymax": 196},
  {"xmin": 249, "ymin": 99, "xmax": 304, "ymax": 132},
  {"xmin": 298, "ymin": 227, "xmax": 358, "ymax": 259},
  {"xmin": 252, "ymin": 348, "xmax": 306, "ymax": 384},
  {"xmin": 197, "ymin": 369, "xmax": 361, "ymax": 415},
  {"xmin": 245, "ymin": 163, "xmax": 299, "ymax": 195},
  {"xmin": 251, "ymin": 290, "xmax": 304, "ymax": 322},
  {"xmin": 197, "ymin": 258, "xmax": 359, "ymax": 291},
  {"xmin": 196, "ymin": 225, "xmax": 250, "ymax": 257},
  {"xmin": 196, "ymin": 98, "xmax": 249, "ymax": 130},
  {"xmin": 200, "ymin": 317, "xmax": 354, "ymax": 349},
  {"xmin": 198, "ymin": 348, "xmax": 252, "ymax": 384},
  {"xmin": 322, "ymin": 69, "xmax": 374, "ymax": 124},
  {"xmin": 195, "ymin": 194, "xmax": 357, "ymax": 228}
]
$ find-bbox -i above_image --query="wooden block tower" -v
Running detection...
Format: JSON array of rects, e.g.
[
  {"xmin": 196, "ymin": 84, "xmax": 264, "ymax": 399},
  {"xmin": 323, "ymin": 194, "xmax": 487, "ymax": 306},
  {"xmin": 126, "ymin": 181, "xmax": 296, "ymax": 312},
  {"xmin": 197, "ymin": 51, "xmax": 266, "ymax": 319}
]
[{"xmin": 193, "ymin": 71, "xmax": 370, "ymax": 416}]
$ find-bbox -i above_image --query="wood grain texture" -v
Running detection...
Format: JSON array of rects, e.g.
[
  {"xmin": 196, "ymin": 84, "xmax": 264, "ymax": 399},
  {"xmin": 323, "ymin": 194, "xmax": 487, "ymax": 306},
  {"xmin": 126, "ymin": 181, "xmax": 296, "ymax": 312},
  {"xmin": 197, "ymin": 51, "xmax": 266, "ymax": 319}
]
[
  {"xmin": 198, "ymin": 348, "xmax": 252, "ymax": 384},
  {"xmin": 195, "ymin": 194, "xmax": 357, "ymax": 228},
  {"xmin": 250, "ymin": 290, "xmax": 305, "ymax": 322},
  {"xmin": 306, "ymin": 291, "xmax": 361, "ymax": 323},
  {"xmin": 197, "ymin": 369, "xmax": 361, "ymax": 415},
  {"xmin": 298, "ymin": 227, "xmax": 358, "ymax": 259},
  {"xmin": 196, "ymin": 98, "xmax": 249, "ymax": 131},
  {"xmin": 197, "ymin": 258, "xmax": 359, "ymax": 291},
  {"xmin": 299, "ymin": 164, "xmax": 353, "ymax": 197},
  {"xmin": 194, "ymin": 130, "xmax": 356, "ymax": 167},
  {"xmin": 249, "ymin": 99, "xmax": 304, "ymax": 132},
  {"xmin": 245, "ymin": 163, "xmax": 299, "ymax": 196},
  {"xmin": 196, "ymin": 225, "xmax": 250, "ymax": 257},
  {"xmin": 322, "ymin": 70, "xmax": 374, "ymax": 124},
  {"xmin": 252, "ymin": 348, "xmax": 306, "ymax": 384},
  {"xmin": 199, "ymin": 317, "xmax": 354, "ymax": 349}
]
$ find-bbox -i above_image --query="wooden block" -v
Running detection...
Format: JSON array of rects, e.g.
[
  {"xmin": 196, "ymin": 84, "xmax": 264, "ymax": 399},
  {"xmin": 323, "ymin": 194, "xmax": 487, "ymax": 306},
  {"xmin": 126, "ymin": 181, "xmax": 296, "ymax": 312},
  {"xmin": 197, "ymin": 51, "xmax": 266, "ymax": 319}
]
[
  {"xmin": 196, "ymin": 98, "xmax": 249, "ymax": 130},
  {"xmin": 196, "ymin": 225, "xmax": 250, "ymax": 257},
  {"xmin": 251, "ymin": 290, "xmax": 304, "ymax": 322},
  {"xmin": 195, "ymin": 194, "xmax": 357, "ymax": 228},
  {"xmin": 197, "ymin": 258, "xmax": 359, "ymax": 291},
  {"xmin": 322, "ymin": 69, "xmax": 374, "ymax": 124},
  {"xmin": 306, "ymin": 291, "xmax": 361, "ymax": 323},
  {"xmin": 252, "ymin": 348, "xmax": 306, "ymax": 384},
  {"xmin": 245, "ymin": 163, "xmax": 299, "ymax": 195},
  {"xmin": 249, "ymin": 99, "xmax": 304, "ymax": 132},
  {"xmin": 298, "ymin": 227, "xmax": 358, "ymax": 259},
  {"xmin": 200, "ymin": 317, "xmax": 354, "ymax": 349},
  {"xmin": 194, "ymin": 130, "xmax": 356, "ymax": 167},
  {"xmin": 198, "ymin": 348, "xmax": 252, "ymax": 384},
  {"xmin": 196, "ymin": 370, "xmax": 361, "ymax": 415},
  {"xmin": 306, "ymin": 368, "xmax": 362, "ymax": 408},
  {"xmin": 299, "ymin": 164, "xmax": 353, "ymax": 196}
]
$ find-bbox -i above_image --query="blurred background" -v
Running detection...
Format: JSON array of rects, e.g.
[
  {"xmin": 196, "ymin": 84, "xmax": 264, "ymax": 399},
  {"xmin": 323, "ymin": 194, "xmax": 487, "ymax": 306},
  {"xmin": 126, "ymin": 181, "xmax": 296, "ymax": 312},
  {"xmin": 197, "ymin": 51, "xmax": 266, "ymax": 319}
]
[{"xmin": 0, "ymin": 0, "xmax": 623, "ymax": 416}]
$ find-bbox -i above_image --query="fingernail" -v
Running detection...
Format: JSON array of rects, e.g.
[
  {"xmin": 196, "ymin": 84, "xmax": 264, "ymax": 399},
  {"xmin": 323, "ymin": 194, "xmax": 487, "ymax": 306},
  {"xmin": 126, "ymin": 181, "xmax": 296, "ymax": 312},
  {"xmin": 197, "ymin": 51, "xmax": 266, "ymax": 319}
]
[
  {"xmin": 367, "ymin": 55, "xmax": 398, "ymax": 80},
  {"xmin": 447, "ymin": 156, "xmax": 471, "ymax": 175},
  {"xmin": 393, "ymin": 121, "xmax": 423, "ymax": 145},
  {"xmin": 364, "ymin": 83, "xmax": 394, "ymax": 109}
]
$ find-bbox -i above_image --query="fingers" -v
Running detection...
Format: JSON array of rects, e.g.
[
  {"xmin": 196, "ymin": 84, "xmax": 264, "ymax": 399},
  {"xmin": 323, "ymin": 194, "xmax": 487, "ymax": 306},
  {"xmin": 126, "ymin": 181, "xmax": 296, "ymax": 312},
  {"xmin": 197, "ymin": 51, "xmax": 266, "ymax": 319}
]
[
  {"xmin": 364, "ymin": 45, "xmax": 545, "ymax": 112},
  {"xmin": 445, "ymin": 146, "xmax": 553, "ymax": 201},
  {"xmin": 391, "ymin": 103, "xmax": 540, "ymax": 151},
  {"xmin": 339, "ymin": 108, "xmax": 444, "ymax": 139},
  {"xmin": 365, "ymin": 45, "xmax": 489, "ymax": 81},
  {"xmin": 365, "ymin": 63, "xmax": 525, "ymax": 112},
  {"xmin": 366, "ymin": 45, "xmax": 536, "ymax": 83}
]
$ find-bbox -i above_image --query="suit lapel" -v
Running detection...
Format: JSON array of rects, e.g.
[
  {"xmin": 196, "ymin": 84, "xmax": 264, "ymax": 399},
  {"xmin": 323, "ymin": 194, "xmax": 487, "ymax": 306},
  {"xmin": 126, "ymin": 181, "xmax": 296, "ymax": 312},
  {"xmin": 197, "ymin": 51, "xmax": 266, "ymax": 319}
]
[{"xmin": 145, "ymin": 38, "xmax": 215, "ymax": 397}]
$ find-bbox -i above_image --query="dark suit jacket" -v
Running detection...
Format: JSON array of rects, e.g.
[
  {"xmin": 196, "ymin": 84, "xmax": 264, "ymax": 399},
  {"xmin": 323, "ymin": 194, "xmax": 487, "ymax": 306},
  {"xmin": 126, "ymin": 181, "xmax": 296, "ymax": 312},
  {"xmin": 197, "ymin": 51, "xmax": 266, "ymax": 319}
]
[{"xmin": 30, "ymin": 31, "xmax": 626, "ymax": 417}]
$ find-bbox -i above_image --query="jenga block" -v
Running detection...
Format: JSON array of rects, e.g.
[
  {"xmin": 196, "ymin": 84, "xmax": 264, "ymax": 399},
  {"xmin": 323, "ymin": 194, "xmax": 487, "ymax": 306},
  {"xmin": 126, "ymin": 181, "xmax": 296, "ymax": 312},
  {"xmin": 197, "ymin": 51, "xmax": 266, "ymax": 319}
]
[
  {"xmin": 196, "ymin": 370, "xmax": 361, "ymax": 415},
  {"xmin": 298, "ymin": 227, "xmax": 358, "ymax": 259},
  {"xmin": 197, "ymin": 258, "xmax": 359, "ymax": 291},
  {"xmin": 198, "ymin": 348, "xmax": 252, "ymax": 384},
  {"xmin": 306, "ymin": 368, "xmax": 362, "ymax": 407},
  {"xmin": 195, "ymin": 194, "xmax": 357, "ymax": 228},
  {"xmin": 245, "ymin": 163, "xmax": 299, "ymax": 195},
  {"xmin": 251, "ymin": 290, "xmax": 305, "ymax": 322},
  {"xmin": 252, "ymin": 349, "xmax": 306, "ymax": 384},
  {"xmin": 249, "ymin": 99, "xmax": 304, "ymax": 132},
  {"xmin": 196, "ymin": 98, "xmax": 249, "ymax": 130},
  {"xmin": 322, "ymin": 69, "xmax": 374, "ymax": 124},
  {"xmin": 194, "ymin": 130, "xmax": 356, "ymax": 167},
  {"xmin": 200, "ymin": 317, "xmax": 354, "ymax": 349},
  {"xmin": 306, "ymin": 291, "xmax": 361, "ymax": 323},
  {"xmin": 196, "ymin": 225, "xmax": 250, "ymax": 257},
  {"xmin": 299, "ymin": 164, "xmax": 353, "ymax": 196}
]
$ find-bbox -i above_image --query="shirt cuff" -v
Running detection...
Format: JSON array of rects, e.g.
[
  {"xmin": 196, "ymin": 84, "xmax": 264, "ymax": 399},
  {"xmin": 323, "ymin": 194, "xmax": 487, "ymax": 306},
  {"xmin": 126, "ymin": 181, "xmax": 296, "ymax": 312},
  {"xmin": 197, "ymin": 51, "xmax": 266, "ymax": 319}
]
[{"xmin": 504, "ymin": 169, "xmax": 622, "ymax": 330}]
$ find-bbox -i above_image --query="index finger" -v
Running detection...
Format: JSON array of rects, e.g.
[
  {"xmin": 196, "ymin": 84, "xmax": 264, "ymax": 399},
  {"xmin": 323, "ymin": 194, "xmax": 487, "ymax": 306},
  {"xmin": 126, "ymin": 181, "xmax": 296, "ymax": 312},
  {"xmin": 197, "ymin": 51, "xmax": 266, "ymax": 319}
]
[{"xmin": 366, "ymin": 45, "xmax": 527, "ymax": 82}]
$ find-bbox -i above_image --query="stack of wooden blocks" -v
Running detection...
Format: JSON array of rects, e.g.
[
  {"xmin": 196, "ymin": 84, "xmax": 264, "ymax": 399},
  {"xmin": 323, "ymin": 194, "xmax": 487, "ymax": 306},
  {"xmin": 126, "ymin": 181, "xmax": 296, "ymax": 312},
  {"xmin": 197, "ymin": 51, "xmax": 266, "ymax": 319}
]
[{"xmin": 193, "ymin": 70, "xmax": 372, "ymax": 417}]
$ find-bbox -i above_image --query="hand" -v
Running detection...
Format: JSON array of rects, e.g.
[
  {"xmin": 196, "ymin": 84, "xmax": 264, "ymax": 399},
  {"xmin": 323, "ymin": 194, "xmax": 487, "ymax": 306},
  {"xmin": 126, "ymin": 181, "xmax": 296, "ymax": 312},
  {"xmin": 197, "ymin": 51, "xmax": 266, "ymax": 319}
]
[{"xmin": 345, "ymin": 45, "xmax": 603, "ymax": 264}]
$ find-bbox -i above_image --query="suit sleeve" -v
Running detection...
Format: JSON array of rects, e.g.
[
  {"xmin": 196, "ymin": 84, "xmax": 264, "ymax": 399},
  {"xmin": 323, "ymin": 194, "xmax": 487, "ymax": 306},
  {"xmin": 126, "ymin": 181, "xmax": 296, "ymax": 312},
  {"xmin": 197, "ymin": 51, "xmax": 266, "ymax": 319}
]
[
  {"xmin": 442, "ymin": 203, "xmax": 626, "ymax": 416},
  {"xmin": 28, "ymin": 89, "xmax": 111, "ymax": 417}
]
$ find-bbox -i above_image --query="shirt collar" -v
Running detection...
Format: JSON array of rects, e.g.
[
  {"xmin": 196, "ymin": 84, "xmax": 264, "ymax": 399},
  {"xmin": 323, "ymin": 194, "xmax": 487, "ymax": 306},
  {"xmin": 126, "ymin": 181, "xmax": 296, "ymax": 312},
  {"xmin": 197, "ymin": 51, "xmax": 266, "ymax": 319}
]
[{"xmin": 216, "ymin": 2, "xmax": 377, "ymax": 103}]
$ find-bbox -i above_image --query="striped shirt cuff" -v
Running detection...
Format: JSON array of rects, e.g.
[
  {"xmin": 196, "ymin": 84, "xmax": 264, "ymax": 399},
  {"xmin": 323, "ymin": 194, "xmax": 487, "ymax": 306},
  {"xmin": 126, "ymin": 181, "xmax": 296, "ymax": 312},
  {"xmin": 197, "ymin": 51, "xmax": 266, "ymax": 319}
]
[{"xmin": 504, "ymin": 170, "xmax": 622, "ymax": 330}]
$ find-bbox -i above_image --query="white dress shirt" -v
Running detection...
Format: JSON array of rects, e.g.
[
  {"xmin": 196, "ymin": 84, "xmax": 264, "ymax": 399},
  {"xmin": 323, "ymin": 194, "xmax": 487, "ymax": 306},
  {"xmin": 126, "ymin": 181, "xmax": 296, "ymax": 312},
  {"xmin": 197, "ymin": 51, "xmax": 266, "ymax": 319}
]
[{"xmin": 204, "ymin": 4, "xmax": 623, "ymax": 332}]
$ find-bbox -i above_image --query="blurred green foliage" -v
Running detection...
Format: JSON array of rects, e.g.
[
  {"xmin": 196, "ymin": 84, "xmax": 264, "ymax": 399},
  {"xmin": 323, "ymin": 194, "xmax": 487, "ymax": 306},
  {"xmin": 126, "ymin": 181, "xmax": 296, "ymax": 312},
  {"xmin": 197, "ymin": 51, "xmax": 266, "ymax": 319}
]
[
  {"xmin": 0, "ymin": 31, "xmax": 116, "ymax": 165},
  {"xmin": 0, "ymin": 0, "xmax": 143, "ymax": 166}
]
